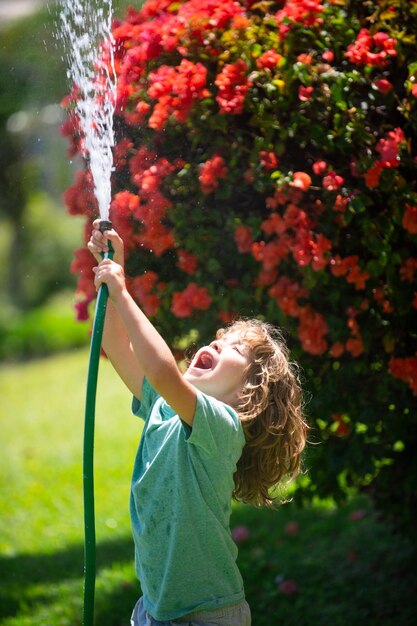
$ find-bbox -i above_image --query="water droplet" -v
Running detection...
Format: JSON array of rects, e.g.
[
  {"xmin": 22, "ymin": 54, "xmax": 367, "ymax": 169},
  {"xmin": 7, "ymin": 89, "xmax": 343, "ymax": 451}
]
[{"xmin": 105, "ymin": 518, "xmax": 117, "ymax": 529}]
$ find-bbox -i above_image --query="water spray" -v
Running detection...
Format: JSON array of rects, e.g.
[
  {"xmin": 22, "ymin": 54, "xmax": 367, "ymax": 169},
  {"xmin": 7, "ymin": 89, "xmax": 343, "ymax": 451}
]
[{"xmin": 58, "ymin": 1, "xmax": 117, "ymax": 623}]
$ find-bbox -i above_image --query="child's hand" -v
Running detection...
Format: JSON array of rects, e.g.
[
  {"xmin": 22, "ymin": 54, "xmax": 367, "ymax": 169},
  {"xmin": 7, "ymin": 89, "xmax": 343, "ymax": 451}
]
[
  {"xmin": 93, "ymin": 258, "xmax": 126, "ymax": 300},
  {"xmin": 88, "ymin": 219, "xmax": 124, "ymax": 267}
]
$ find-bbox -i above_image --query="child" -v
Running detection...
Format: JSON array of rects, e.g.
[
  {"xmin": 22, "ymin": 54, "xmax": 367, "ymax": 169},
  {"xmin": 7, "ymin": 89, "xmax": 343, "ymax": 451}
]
[{"xmin": 88, "ymin": 220, "xmax": 308, "ymax": 626}]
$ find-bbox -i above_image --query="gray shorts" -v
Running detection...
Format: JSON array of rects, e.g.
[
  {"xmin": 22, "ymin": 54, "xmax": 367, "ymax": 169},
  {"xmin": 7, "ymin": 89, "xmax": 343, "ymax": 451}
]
[{"xmin": 130, "ymin": 596, "xmax": 251, "ymax": 626}]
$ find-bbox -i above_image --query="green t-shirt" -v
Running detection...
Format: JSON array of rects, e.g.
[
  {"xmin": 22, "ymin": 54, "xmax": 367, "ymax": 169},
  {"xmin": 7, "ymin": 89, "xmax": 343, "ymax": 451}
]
[{"xmin": 130, "ymin": 377, "xmax": 246, "ymax": 621}]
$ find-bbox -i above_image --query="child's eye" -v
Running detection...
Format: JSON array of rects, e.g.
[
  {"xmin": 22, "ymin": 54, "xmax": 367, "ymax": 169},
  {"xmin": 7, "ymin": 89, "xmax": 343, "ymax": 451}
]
[{"xmin": 233, "ymin": 346, "xmax": 242, "ymax": 355}]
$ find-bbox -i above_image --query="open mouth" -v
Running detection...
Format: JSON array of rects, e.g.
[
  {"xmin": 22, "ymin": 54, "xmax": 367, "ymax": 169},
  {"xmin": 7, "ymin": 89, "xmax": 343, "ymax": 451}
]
[{"xmin": 193, "ymin": 350, "xmax": 214, "ymax": 370}]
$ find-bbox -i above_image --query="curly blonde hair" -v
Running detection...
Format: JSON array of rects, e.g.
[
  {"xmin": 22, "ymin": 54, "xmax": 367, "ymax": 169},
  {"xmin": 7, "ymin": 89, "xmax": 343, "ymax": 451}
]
[{"xmin": 216, "ymin": 319, "xmax": 308, "ymax": 507}]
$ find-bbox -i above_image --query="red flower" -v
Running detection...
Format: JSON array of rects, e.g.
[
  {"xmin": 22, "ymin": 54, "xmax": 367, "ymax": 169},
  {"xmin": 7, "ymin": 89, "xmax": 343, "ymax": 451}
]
[
  {"xmin": 290, "ymin": 171, "xmax": 312, "ymax": 190},
  {"xmin": 374, "ymin": 79, "xmax": 393, "ymax": 94},
  {"xmin": 261, "ymin": 213, "xmax": 286, "ymax": 236},
  {"xmin": 402, "ymin": 204, "xmax": 417, "ymax": 234},
  {"xmin": 148, "ymin": 59, "xmax": 209, "ymax": 130},
  {"xmin": 276, "ymin": 0, "xmax": 324, "ymax": 33},
  {"xmin": 63, "ymin": 169, "xmax": 98, "ymax": 217},
  {"xmin": 177, "ymin": 249, "xmax": 198, "ymax": 275},
  {"xmin": 400, "ymin": 258, "xmax": 417, "ymax": 282},
  {"xmin": 74, "ymin": 298, "xmax": 92, "ymax": 322},
  {"xmin": 330, "ymin": 342, "xmax": 344, "ymax": 358},
  {"xmin": 260, "ymin": 150, "xmax": 279, "ymax": 171},
  {"xmin": 345, "ymin": 28, "xmax": 397, "ymax": 68},
  {"xmin": 234, "ymin": 225, "xmax": 253, "ymax": 253},
  {"xmin": 131, "ymin": 271, "xmax": 162, "ymax": 316},
  {"xmin": 364, "ymin": 161, "xmax": 384, "ymax": 189},
  {"xmin": 215, "ymin": 59, "xmax": 251, "ymax": 115},
  {"xmin": 331, "ymin": 413, "xmax": 351, "ymax": 437},
  {"xmin": 171, "ymin": 283, "xmax": 212, "ymax": 318},
  {"xmin": 333, "ymin": 194, "xmax": 348, "ymax": 212},
  {"xmin": 269, "ymin": 277, "xmax": 309, "ymax": 317},
  {"xmin": 199, "ymin": 155, "xmax": 228, "ymax": 194},
  {"xmin": 113, "ymin": 138, "xmax": 133, "ymax": 169},
  {"xmin": 297, "ymin": 53, "xmax": 313, "ymax": 65},
  {"xmin": 256, "ymin": 49, "xmax": 283, "ymax": 70},
  {"xmin": 297, "ymin": 306, "xmax": 328, "ymax": 355},
  {"xmin": 139, "ymin": 222, "xmax": 175, "ymax": 257},
  {"xmin": 70, "ymin": 247, "xmax": 97, "ymax": 308},
  {"xmin": 311, "ymin": 234, "xmax": 332, "ymax": 271},
  {"xmin": 389, "ymin": 355, "xmax": 417, "ymax": 394}
]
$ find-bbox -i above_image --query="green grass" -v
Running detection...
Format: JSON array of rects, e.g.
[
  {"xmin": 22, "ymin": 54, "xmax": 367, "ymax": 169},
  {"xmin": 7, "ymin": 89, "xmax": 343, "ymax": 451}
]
[{"xmin": 1, "ymin": 350, "xmax": 416, "ymax": 625}]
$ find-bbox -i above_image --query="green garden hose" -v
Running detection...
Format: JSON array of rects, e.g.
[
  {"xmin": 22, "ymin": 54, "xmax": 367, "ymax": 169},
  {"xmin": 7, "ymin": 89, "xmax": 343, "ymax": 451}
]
[{"xmin": 82, "ymin": 219, "xmax": 113, "ymax": 626}]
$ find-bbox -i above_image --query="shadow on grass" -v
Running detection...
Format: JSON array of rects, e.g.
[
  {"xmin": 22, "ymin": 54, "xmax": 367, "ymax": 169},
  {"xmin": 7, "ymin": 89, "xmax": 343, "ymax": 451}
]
[{"xmin": 0, "ymin": 535, "xmax": 136, "ymax": 622}]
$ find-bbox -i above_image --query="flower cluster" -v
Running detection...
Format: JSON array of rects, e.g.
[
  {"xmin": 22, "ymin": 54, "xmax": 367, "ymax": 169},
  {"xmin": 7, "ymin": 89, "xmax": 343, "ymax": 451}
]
[
  {"xmin": 170, "ymin": 282, "xmax": 212, "ymax": 318},
  {"xmin": 64, "ymin": 0, "xmax": 417, "ymax": 532},
  {"xmin": 215, "ymin": 60, "xmax": 251, "ymax": 115},
  {"xmin": 147, "ymin": 60, "xmax": 209, "ymax": 130},
  {"xmin": 345, "ymin": 28, "xmax": 397, "ymax": 68}
]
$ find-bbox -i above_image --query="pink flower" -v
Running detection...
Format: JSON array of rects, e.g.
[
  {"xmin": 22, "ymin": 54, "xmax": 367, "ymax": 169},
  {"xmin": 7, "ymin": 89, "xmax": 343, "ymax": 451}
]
[
  {"xmin": 74, "ymin": 298, "xmax": 91, "ymax": 321},
  {"xmin": 298, "ymin": 85, "xmax": 314, "ymax": 101},
  {"xmin": 312, "ymin": 160, "xmax": 327, "ymax": 175},
  {"xmin": 412, "ymin": 84, "xmax": 417, "ymax": 98},
  {"xmin": 322, "ymin": 170, "xmax": 344, "ymax": 190},
  {"xmin": 376, "ymin": 127, "xmax": 405, "ymax": 166},
  {"xmin": 322, "ymin": 50, "xmax": 334, "ymax": 62},
  {"xmin": 231, "ymin": 525, "xmax": 250, "ymax": 543},
  {"xmin": 284, "ymin": 521, "xmax": 300, "ymax": 536},
  {"xmin": 349, "ymin": 509, "xmax": 367, "ymax": 522},
  {"xmin": 278, "ymin": 579, "xmax": 299, "ymax": 594}
]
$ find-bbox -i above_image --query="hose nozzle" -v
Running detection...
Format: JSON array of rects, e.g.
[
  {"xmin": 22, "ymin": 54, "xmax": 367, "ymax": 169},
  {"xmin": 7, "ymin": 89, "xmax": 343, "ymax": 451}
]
[{"xmin": 98, "ymin": 220, "xmax": 113, "ymax": 233}]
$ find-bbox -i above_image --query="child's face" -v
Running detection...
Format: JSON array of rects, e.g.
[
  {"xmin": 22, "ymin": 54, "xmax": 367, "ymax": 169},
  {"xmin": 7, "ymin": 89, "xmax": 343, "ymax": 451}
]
[{"xmin": 184, "ymin": 332, "xmax": 250, "ymax": 407}]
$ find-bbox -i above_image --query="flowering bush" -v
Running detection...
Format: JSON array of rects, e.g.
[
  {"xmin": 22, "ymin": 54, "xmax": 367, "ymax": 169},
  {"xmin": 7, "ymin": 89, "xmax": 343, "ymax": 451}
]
[{"xmin": 63, "ymin": 0, "xmax": 417, "ymax": 533}]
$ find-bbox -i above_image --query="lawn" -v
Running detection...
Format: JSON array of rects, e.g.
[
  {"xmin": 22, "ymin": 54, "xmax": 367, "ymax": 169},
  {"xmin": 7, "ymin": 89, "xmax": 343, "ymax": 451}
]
[{"xmin": 1, "ymin": 349, "xmax": 416, "ymax": 625}]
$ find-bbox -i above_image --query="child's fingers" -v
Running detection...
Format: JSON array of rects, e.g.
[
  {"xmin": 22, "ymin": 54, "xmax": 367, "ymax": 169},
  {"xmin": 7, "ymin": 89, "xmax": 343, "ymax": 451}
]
[
  {"xmin": 87, "ymin": 240, "xmax": 105, "ymax": 263},
  {"xmin": 100, "ymin": 229, "xmax": 124, "ymax": 264}
]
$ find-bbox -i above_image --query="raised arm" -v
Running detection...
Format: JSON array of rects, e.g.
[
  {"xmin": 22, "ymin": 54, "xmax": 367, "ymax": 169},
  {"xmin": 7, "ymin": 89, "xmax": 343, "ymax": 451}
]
[
  {"xmin": 88, "ymin": 222, "xmax": 144, "ymax": 399},
  {"xmin": 90, "ymin": 225, "xmax": 197, "ymax": 425}
]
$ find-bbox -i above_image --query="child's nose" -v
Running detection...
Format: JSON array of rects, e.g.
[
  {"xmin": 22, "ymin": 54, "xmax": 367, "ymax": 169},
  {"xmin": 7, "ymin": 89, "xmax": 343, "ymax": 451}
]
[{"xmin": 210, "ymin": 340, "xmax": 221, "ymax": 353}]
